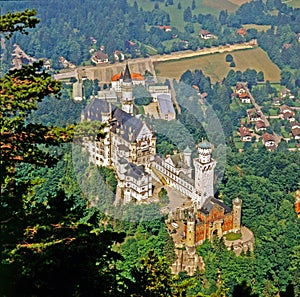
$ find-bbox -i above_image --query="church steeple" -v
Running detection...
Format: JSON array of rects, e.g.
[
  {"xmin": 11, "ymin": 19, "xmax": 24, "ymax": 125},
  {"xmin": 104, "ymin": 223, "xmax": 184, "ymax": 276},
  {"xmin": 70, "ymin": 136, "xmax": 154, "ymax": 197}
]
[{"xmin": 123, "ymin": 62, "xmax": 132, "ymax": 82}]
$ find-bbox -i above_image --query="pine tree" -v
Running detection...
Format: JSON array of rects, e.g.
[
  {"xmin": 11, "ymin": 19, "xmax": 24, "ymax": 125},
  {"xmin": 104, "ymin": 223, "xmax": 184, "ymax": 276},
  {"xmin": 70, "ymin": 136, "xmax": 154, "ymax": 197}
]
[{"xmin": 0, "ymin": 9, "xmax": 129, "ymax": 296}]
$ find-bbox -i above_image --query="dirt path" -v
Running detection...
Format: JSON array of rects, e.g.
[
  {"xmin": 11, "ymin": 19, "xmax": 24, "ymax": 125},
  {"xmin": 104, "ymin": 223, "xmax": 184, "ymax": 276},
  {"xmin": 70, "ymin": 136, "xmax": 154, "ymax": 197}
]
[{"xmin": 154, "ymin": 41, "xmax": 256, "ymax": 62}]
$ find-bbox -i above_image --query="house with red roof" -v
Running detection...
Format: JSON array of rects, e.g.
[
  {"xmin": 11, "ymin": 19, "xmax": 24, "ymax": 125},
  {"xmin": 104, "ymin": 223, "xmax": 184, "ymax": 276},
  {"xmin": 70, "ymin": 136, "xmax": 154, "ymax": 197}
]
[
  {"xmin": 199, "ymin": 30, "xmax": 217, "ymax": 39},
  {"xmin": 91, "ymin": 51, "xmax": 108, "ymax": 64},
  {"xmin": 238, "ymin": 126, "xmax": 252, "ymax": 142},
  {"xmin": 236, "ymin": 28, "xmax": 247, "ymax": 36},
  {"xmin": 280, "ymin": 105, "xmax": 295, "ymax": 122},
  {"xmin": 255, "ymin": 120, "xmax": 267, "ymax": 132},
  {"xmin": 262, "ymin": 133, "xmax": 276, "ymax": 150},
  {"xmin": 247, "ymin": 108, "xmax": 262, "ymax": 122}
]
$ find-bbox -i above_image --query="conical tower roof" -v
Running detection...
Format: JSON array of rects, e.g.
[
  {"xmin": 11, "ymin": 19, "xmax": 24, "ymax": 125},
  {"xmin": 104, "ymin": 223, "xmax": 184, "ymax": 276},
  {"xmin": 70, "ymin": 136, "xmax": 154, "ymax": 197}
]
[
  {"xmin": 198, "ymin": 140, "xmax": 211, "ymax": 149},
  {"xmin": 183, "ymin": 146, "xmax": 192, "ymax": 153},
  {"xmin": 123, "ymin": 63, "xmax": 132, "ymax": 82}
]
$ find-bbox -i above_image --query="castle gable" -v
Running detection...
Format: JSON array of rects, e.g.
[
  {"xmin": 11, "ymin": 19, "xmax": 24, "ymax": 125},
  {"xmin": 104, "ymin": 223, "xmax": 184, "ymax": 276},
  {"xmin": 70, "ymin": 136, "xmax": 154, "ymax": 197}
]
[
  {"xmin": 165, "ymin": 154, "xmax": 190, "ymax": 170},
  {"xmin": 136, "ymin": 123, "xmax": 152, "ymax": 141},
  {"xmin": 82, "ymin": 99, "xmax": 111, "ymax": 122},
  {"xmin": 111, "ymin": 107, "xmax": 144, "ymax": 142}
]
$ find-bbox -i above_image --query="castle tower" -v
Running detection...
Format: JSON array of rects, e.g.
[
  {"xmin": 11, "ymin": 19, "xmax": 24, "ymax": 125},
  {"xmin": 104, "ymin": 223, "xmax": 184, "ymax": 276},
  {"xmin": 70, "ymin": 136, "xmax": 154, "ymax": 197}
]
[
  {"xmin": 183, "ymin": 146, "xmax": 192, "ymax": 168},
  {"xmin": 121, "ymin": 63, "xmax": 134, "ymax": 115},
  {"xmin": 193, "ymin": 140, "xmax": 216, "ymax": 203},
  {"xmin": 186, "ymin": 218, "xmax": 195, "ymax": 247},
  {"xmin": 232, "ymin": 197, "xmax": 242, "ymax": 233}
]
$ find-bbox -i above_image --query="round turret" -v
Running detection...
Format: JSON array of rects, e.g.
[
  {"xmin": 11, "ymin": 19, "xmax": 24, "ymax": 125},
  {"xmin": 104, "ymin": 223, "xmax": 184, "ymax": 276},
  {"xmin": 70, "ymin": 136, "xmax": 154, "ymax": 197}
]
[
  {"xmin": 185, "ymin": 217, "xmax": 196, "ymax": 248},
  {"xmin": 232, "ymin": 197, "xmax": 242, "ymax": 233},
  {"xmin": 183, "ymin": 146, "xmax": 192, "ymax": 168},
  {"xmin": 198, "ymin": 141, "xmax": 212, "ymax": 164},
  {"xmin": 233, "ymin": 197, "xmax": 242, "ymax": 206}
]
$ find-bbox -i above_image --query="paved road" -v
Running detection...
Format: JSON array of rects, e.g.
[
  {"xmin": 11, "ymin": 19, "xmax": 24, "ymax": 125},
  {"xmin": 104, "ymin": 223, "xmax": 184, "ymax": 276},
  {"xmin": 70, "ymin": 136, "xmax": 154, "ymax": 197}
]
[{"xmin": 53, "ymin": 42, "xmax": 257, "ymax": 83}]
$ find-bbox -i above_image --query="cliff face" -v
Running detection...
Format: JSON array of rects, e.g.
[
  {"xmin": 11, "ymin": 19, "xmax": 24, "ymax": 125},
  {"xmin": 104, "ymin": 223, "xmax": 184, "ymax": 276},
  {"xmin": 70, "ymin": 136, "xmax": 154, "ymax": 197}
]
[{"xmin": 171, "ymin": 246, "xmax": 204, "ymax": 276}]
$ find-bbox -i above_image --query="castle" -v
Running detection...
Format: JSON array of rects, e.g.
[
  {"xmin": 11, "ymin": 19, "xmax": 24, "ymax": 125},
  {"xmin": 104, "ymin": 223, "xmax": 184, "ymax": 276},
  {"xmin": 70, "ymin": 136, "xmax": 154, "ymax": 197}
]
[{"xmin": 81, "ymin": 64, "xmax": 253, "ymax": 262}]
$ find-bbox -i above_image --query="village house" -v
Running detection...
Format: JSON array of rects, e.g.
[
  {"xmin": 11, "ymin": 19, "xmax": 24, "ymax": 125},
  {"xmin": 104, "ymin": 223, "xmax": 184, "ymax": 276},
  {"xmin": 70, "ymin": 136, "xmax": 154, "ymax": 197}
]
[
  {"xmin": 291, "ymin": 128, "xmax": 300, "ymax": 140},
  {"xmin": 272, "ymin": 97, "xmax": 284, "ymax": 106},
  {"xmin": 91, "ymin": 51, "xmax": 109, "ymax": 64},
  {"xmin": 158, "ymin": 25, "xmax": 172, "ymax": 32},
  {"xmin": 235, "ymin": 83, "xmax": 251, "ymax": 103},
  {"xmin": 235, "ymin": 83, "xmax": 247, "ymax": 95},
  {"xmin": 238, "ymin": 126, "xmax": 252, "ymax": 142},
  {"xmin": 280, "ymin": 89, "xmax": 295, "ymax": 100},
  {"xmin": 280, "ymin": 105, "xmax": 295, "ymax": 122},
  {"xmin": 239, "ymin": 92, "xmax": 251, "ymax": 104},
  {"xmin": 199, "ymin": 29, "xmax": 217, "ymax": 39},
  {"xmin": 236, "ymin": 28, "xmax": 247, "ymax": 36},
  {"xmin": 291, "ymin": 122, "xmax": 300, "ymax": 140},
  {"xmin": 262, "ymin": 133, "xmax": 276, "ymax": 150},
  {"xmin": 247, "ymin": 108, "xmax": 262, "ymax": 122},
  {"xmin": 114, "ymin": 50, "xmax": 125, "ymax": 62},
  {"xmin": 255, "ymin": 120, "xmax": 267, "ymax": 132},
  {"xmin": 89, "ymin": 36, "xmax": 97, "ymax": 44}
]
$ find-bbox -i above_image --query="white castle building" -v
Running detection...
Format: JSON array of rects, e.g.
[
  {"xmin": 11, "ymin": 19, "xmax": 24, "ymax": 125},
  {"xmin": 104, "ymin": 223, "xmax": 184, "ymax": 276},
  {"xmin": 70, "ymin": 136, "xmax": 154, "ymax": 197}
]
[
  {"xmin": 81, "ymin": 64, "xmax": 216, "ymax": 208},
  {"xmin": 153, "ymin": 141, "xmax": 216, "ymax": 208}
]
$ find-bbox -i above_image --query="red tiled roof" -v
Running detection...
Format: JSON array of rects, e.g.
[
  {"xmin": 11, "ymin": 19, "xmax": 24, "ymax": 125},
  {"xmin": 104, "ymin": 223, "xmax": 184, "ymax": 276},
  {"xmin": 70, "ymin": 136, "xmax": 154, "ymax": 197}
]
[
  {"xmin": 292, "ymin": 128, "xmax": 300, "ymax": 137},
  {"xmin": 111, "ymin": 72, "xmax": 144, "ymax": 82},
  {"xmin": 237, "ymin": 28, "xmax": 247, "ymax": 36},
  {"xmin": 239, "ymin": 92, "xmax": 250, "ymax": 98},
  {"xmin": 200, "ymin": 29, "xmax": 211, "ymax": 36},
  {"xmin": 93, "ymin": 51, "xmax": 108, "ymax": 60},
  {"xmin": 255, "ymin": 120, "xmax": 266, "ymax": 129},
  {"xmin": 262, "ymin": 133, "xmax": 274, "ymax": 142},
  {"xmin": 239, "ymin": 126, "xmax": 251, "ymax": 137},
  {"xmin": 280, "ymin": 105, "xmax": 294, "ymax": 113},
  {"xmin": 236, "ymin": 83, "xmax": 246, "ymax": 90},
  {"xmin": 282, "ymin": 111, "xmax": 295, "ymax": 120}
]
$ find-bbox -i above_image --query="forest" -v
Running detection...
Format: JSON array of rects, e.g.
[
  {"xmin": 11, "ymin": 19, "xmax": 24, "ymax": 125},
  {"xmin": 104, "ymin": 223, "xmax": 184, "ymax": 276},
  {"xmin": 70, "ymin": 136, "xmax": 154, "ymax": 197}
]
[{"xmin": 1, "ymin": 3, "xmax": 300, "ymax": 297}]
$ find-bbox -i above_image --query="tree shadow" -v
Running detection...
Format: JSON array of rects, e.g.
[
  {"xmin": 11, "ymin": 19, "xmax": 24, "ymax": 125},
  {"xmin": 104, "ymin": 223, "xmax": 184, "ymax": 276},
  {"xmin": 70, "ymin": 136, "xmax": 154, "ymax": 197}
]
[{"xmin": 232, "ymin": 281, "xmax": 258, "ymax": 297}]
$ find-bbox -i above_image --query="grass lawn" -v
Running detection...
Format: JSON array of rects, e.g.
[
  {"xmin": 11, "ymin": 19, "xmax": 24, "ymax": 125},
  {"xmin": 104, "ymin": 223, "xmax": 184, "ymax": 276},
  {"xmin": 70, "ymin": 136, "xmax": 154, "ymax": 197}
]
[
  {"xmin": 242, "ymin": 24, "xmax": 272, "ymax": 32},
  {"xmin": 224, "ymin": 232, "xmax": 242, "ymax": 241},
  {"xmin": 155, "ymin": 47, "xmax": 280, "ymax": 83},
  {"xmin": 269, "ymin": 108, "xmax": 278, "ymax": 116},
  {"xmin": 294, "ymin": 101, "xmax": 300, "ymax": 107},
  {"xmin": 234, "ymin": 141, "xmax": 244, "ymax": 150},
  {"xmin": 127, "ymin": 0, "xmax": 241, "ymax": 31},
  {"xmin": 144, "ymin": 44, "xmax": 157, "ymax": 55}
]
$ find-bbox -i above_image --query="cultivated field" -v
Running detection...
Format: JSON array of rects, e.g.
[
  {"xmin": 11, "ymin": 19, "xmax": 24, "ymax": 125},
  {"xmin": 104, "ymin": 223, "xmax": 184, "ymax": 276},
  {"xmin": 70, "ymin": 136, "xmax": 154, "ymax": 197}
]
[
  {"xmin": 285, "ymin": 0, "xmax": 300, "ymax": 8},
  {"xmin": 154, "ymin": 47, "xmax": 281, "ymax": 83}
]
